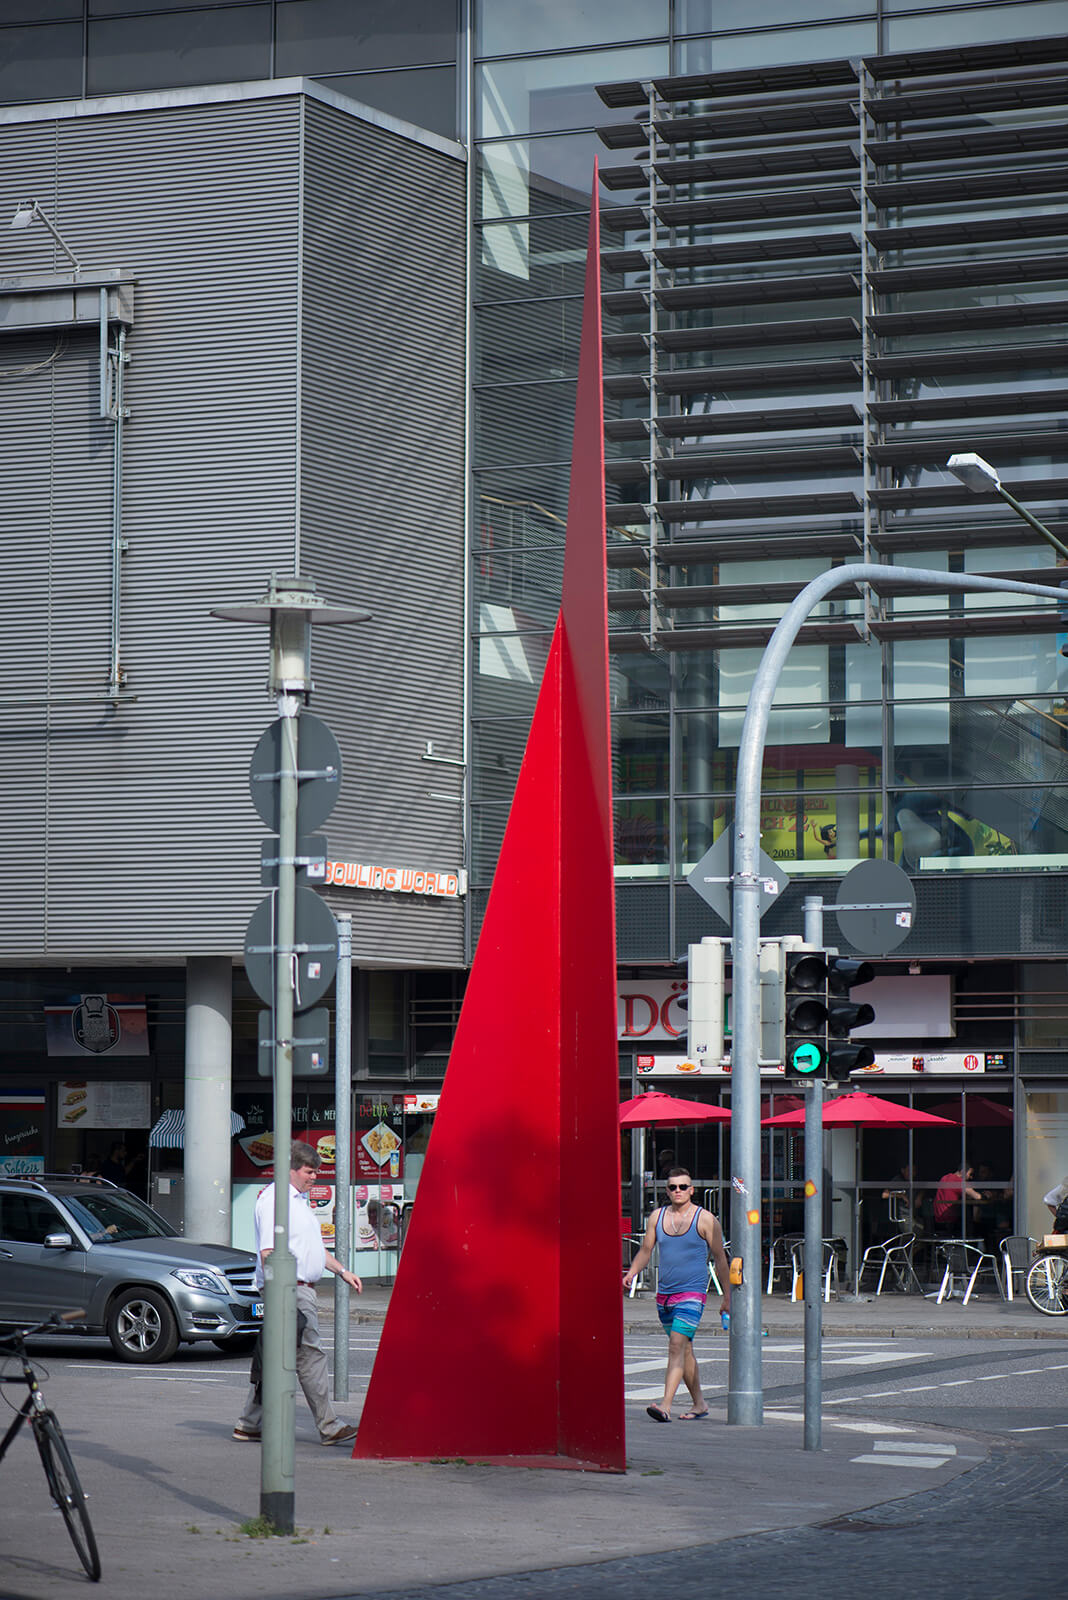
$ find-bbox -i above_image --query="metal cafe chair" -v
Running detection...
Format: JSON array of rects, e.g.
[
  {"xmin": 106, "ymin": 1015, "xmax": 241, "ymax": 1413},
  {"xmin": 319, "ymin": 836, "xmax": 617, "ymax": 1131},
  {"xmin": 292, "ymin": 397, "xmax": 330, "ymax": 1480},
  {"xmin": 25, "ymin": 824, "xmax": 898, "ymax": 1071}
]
[
  {"xmin": 856, "ymin": 1232, "xmax": 921, "ymax": 1296},
  {"xmin": 999, "ymin": 1234, "xmax": 1039, "ymax": 1302},
  {"xmin": 766, "ymin": 1232, "xmax": 804, "ymax": 1294},
  {"xmin": 790, "ymin": 1237, "xmax": 841, "ymax": 1303},
  {"xmin": 708, "ymin": 1240, "xmax": 731, "ymax": 1296},
  {"xmin": 623, "ymin": 1220, "xmax": 653, "ymax": 1298}
]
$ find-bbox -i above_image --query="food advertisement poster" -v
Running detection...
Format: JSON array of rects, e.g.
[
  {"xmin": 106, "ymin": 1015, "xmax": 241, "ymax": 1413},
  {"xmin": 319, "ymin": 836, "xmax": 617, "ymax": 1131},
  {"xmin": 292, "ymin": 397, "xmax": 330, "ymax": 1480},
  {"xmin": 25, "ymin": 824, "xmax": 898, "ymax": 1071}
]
[
  {"xmin": 232, "ymin": 1124, "xmax": 337, "ymax": 1182},
  {"xmin": 57, "ymin": 1080, "xmax": 151, "ymax": 1129},
  {"xmin": 356, "ymin": 1095, "xmax": 404, "ymax": 1181},
  {"xmin": 0, "ymin": 1089, "xmax": 46, "ymax": 1175}
]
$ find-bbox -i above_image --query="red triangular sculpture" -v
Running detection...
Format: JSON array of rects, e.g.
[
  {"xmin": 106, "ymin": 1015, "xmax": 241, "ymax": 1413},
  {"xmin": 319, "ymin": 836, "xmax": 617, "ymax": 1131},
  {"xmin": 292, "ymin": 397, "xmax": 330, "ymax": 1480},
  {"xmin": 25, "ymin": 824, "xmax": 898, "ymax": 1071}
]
[{"xmin": 353, "ymin": 177, "xmax": 624, "ymax": 1470}]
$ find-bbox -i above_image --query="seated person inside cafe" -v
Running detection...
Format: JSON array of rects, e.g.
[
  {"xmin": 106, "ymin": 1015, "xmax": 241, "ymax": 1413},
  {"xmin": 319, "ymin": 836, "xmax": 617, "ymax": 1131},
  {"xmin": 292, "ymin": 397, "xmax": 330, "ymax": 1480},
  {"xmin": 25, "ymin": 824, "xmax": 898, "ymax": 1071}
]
[
  {"xmin": 622, "ymin": 1168, "xmax": 729, "ymax": 1424},
  {"xmin": 933, "ymin": 1164, "xmax": 983, "ymax": 1236}
]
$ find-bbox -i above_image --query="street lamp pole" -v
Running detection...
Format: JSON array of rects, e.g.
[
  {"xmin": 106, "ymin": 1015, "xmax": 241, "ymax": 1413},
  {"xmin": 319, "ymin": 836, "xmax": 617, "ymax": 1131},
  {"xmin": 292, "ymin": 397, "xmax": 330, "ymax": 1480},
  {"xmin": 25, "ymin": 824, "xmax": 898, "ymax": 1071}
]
[
  {"xmin": 730, "ymin": 561, "xmax": 1068, "ymax": 1428},
  {"xmin": 212, "ymin": 574, "xmax": 368, "ymax": 1533}
]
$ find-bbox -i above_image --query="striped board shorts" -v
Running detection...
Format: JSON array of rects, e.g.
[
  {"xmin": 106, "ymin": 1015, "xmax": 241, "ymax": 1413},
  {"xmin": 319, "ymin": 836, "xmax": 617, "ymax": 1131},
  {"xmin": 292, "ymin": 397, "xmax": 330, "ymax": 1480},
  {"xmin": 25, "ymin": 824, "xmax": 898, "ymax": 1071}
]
[{"xmin": 656, "ymin": 1291, "xmax": 707, "ymax": 1339}]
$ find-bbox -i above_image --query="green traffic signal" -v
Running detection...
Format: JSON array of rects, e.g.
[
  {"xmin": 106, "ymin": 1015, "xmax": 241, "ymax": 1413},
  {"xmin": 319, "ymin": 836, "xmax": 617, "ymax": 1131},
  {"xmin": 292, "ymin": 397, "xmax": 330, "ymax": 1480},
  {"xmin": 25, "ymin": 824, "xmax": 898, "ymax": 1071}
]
[{"xmin": 784, "ymin": 948, "xmax": 829, "ymax": 1079}]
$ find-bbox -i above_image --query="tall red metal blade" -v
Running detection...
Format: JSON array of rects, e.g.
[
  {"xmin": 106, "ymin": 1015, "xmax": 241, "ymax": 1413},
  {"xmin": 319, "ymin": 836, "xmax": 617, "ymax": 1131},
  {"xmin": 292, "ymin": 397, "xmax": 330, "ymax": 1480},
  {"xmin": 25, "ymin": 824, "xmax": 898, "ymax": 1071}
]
[{"xmin": 353, "ymin": 174, "xmax": 622, "ymax": 1470}]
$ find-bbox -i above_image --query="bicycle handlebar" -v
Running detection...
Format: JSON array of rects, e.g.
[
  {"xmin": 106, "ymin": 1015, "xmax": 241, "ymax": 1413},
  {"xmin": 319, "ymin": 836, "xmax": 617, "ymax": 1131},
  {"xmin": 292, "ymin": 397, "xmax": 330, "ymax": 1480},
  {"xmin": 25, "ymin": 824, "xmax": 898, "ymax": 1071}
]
[{"xmin": 0, "ymin": 1310, "xmax": 85, "ymax": 1346}]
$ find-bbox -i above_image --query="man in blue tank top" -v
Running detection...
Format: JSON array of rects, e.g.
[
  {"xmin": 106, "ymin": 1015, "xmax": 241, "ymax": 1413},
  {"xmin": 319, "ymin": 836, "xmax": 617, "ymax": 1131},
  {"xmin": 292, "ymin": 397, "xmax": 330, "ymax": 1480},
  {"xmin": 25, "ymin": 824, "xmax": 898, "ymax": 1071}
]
[{"xmin": 623, "ymin": 1167, "xmax": 730, "ymax": 1422}]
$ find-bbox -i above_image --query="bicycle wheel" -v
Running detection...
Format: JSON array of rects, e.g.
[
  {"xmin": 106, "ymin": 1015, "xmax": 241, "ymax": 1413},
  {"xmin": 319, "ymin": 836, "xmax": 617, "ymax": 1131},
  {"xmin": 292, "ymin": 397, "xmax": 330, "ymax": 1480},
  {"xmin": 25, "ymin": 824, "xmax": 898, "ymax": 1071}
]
[
  {"xmin": 34, "ymin": 1412, "xmax": 101, "ymax": 1581},
  {"xmin": 1025, "ymin": 1253, "xmax": 1068, "ymax": 1317}
]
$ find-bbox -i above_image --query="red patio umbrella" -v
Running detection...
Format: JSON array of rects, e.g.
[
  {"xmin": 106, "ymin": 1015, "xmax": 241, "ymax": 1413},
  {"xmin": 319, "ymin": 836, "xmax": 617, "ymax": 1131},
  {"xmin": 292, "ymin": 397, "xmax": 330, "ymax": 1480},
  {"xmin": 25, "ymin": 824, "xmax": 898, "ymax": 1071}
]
[
  {"xmin": 928, "ymin": 1095, "xmax": 1013, "ymax": 1127},
  {"xmin": 619, "ymin": 1091, "xmax": 731, "ymax": 1126},
  {"xmin": 761, "ymin": 1091, "xmax": 957, "ymax": 1129}
]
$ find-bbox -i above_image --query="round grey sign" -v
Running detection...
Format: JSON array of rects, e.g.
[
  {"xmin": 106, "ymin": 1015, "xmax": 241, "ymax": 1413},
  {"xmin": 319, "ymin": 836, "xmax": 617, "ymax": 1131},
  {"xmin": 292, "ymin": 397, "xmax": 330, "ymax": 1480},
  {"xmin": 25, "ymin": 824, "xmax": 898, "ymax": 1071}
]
[
  {"xmin": 244, "ymin": 888, "xmax": 339, "ymax": 1009},
  {"xmin": 248, "ymin": 714, "xmax": 342, "ymax": 834},
  {"xmin": 835, "ymin": 859, "xmax": 916, "ymax": 955}
]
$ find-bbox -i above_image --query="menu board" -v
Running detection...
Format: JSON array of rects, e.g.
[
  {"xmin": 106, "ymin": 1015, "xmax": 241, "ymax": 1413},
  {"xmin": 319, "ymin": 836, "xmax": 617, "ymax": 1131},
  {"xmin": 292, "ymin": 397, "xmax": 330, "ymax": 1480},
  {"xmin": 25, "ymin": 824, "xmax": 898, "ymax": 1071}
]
[
  {"xmin": 0, "ymin": 1089, "xmax": 46, "ymax": 1175},
  {"xmin": 57, "ymin": 1080, "xmax": 151, "ymax": 1129}
]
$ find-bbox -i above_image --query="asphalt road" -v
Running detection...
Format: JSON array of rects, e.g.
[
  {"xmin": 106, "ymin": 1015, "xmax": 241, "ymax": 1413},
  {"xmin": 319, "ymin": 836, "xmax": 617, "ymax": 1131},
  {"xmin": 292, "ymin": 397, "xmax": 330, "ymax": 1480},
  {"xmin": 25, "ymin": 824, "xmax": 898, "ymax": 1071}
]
[{"xmin": 1, "ymin": 1326, "xmax": 1065, "ymax": 1600}]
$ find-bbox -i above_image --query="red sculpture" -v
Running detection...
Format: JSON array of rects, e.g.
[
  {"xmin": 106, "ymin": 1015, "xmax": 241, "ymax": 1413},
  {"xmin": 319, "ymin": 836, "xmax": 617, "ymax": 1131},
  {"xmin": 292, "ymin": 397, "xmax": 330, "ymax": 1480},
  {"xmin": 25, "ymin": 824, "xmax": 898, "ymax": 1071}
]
[{"xmin": 353, "ymin": 177, "xmax": 624, "ymax": 1470}]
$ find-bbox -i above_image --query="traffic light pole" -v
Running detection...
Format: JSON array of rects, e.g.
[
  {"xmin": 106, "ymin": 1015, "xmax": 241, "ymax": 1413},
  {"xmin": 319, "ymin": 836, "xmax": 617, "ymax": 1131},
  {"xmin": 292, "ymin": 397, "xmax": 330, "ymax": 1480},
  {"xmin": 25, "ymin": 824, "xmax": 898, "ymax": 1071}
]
[{"xmin": 730, "ymin": 562, "xmax": 1068, "ymax": 1427}]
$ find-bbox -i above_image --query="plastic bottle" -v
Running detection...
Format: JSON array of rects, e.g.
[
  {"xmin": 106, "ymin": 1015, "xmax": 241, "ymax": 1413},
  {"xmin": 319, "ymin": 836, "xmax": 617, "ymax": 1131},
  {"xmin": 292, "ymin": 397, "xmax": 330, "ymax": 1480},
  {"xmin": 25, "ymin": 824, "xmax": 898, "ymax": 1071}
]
[{"xmin": 721, "ymin": 1310, "xmax": 730, "ymax": 1330}]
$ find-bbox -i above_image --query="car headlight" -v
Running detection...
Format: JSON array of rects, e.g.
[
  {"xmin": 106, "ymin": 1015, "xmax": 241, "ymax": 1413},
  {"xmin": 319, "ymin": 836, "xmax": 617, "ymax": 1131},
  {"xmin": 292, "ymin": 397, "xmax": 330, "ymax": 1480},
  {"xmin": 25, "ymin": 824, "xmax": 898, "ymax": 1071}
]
[{"xmin": 172, "ymin": 1268, "xmax": 229, "ymax": 1295}]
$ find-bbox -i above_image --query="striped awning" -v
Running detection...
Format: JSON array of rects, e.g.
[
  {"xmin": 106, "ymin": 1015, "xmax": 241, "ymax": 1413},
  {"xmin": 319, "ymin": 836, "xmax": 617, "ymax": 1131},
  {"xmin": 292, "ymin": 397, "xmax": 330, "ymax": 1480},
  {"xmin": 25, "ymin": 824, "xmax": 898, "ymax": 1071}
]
[{"xmin": 148, "ymin": 1109, "xmax": 246, "ymax": 1149}]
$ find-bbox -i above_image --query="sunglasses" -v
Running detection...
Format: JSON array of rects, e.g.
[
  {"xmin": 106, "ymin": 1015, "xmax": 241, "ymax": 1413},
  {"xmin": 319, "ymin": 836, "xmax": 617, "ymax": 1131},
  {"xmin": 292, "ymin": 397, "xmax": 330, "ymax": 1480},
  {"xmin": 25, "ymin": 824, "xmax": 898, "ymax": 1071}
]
[{"xmin": 666, "ymin": 1182, "xmax": 691, "ymax": 1192}]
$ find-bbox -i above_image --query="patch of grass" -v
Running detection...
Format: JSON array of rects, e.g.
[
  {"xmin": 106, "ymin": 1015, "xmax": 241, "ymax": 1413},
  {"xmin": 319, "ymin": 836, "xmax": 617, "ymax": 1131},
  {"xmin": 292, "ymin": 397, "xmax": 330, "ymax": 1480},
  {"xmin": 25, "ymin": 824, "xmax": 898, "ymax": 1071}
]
[
  {"xmin": 641, "ymin": 1468, "xmax": 664, "ymax": 1476},
  {"xmin": 238, "ymin": 1515, "xmax": 288, "ymax": 1540},
  {"xmin": 186, "ymin": 1524, "xmax": 201, "ymax": 1534},
  {"xmin": 429, "ymin": 1456, "xmax": 471, "ymax": 1466}
]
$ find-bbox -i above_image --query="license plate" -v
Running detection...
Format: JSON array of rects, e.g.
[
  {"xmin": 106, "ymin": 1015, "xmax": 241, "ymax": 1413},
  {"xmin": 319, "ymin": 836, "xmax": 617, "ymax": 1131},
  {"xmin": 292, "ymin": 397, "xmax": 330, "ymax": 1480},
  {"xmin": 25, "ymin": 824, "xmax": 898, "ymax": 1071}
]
[{"xmin": 252, "ymin": 1302, "xmax": 264, "ymax": 1319}]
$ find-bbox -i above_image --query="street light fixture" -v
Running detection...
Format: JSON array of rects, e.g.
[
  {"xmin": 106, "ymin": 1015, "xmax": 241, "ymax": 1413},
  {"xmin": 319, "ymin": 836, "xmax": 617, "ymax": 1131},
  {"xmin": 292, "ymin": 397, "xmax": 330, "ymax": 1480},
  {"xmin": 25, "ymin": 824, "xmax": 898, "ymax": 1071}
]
[
  {"xmin": 947, "ymin": 452, "xmax": 1068, "ymax": 561},
  {"xmin": 9, "ymin": 199, "xmax": 82, "ymax": 274}
]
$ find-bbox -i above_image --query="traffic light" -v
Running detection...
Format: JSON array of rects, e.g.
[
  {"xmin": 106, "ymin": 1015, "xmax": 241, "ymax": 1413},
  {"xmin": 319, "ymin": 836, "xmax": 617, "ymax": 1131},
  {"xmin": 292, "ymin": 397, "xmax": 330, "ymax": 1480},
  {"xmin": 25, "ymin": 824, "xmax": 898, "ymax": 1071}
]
[
  {"xmin": 687, "ymin": 937, "xmax": 726, "ymax": 1065},
  {"xmin": 825, "ymin": 956, "xmax": 876, "ymax": 1080},
  {"xmin": 783, "ymin": 945, "xmax": 828, "ymax": 1079}
]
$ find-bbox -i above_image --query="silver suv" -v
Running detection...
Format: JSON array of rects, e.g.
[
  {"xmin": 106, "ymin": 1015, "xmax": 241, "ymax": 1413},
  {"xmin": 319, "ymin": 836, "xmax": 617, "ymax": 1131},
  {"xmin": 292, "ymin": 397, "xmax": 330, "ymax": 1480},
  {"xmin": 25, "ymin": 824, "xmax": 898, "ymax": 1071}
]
[{"xmin": 0, "ymin": 1175, "xmax": 261, "ymax": 1363}]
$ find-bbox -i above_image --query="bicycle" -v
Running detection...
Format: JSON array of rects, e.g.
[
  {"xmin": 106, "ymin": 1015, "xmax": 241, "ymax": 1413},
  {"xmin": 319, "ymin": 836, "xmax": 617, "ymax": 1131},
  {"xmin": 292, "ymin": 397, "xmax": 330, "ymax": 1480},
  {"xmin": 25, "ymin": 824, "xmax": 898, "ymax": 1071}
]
[
  {"xmin": 1025, "ymin": 1237, "xmax": 1068, "ymax": 1317},
  {"xmin": 0, "ymin": 1311, "xmax": 101, "ymax": 1581}
]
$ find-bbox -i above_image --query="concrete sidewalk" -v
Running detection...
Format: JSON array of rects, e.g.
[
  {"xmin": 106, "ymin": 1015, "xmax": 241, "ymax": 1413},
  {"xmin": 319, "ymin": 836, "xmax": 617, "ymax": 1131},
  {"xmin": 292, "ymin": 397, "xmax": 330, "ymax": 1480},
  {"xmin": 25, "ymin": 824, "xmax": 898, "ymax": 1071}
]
[
  {"xmin": 1, "ymin": 1281, "xmax": 1063, "ymax": 1600},
  {"xmin": 340, "ymin": 1276, "xmax": 1067, "ymax": 1341}
]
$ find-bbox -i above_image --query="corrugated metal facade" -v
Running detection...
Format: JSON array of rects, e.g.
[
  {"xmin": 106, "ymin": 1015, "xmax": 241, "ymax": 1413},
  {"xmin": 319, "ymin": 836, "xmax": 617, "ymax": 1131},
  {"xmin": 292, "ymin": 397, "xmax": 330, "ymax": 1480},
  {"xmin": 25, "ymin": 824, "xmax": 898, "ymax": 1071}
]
[
  {"xmin": 299, "ymin": 98, "xmax": 467, "ymax": 968},
  {"xmin": 0, "ymin": 84, "xmax": 466, "ymax": 966}
]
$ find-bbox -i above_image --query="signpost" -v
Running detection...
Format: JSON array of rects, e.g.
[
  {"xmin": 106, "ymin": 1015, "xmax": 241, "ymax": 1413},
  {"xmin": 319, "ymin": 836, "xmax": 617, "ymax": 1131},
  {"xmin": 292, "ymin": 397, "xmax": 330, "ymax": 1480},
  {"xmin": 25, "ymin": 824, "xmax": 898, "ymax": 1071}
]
[{"xmin": 211, "ymin": 575, "xmax": 368, "ymax": 1535}]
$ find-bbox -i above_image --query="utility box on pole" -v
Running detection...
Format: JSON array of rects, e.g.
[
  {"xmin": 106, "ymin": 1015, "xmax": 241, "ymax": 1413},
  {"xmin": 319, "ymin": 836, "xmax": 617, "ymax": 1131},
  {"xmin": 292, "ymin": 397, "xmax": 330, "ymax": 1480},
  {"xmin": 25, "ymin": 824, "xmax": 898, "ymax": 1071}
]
[{"xmin": 687, "ymin": 937, "xmax": 726, "ymax": 1067}]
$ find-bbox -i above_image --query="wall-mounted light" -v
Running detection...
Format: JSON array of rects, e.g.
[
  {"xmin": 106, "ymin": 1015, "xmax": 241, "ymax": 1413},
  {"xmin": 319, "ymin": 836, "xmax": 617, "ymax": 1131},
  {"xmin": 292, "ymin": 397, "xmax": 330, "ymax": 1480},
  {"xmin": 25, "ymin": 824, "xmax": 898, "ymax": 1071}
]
[{"xmin": 10, "ymin": 199, "xmax": 81, "ymax": 274}]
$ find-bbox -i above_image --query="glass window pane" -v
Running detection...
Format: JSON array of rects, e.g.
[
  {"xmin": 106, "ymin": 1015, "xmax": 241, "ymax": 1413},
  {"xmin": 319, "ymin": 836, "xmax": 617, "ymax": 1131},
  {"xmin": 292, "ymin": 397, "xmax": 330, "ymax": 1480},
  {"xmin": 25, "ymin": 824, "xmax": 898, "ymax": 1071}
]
[
  {"xmin": 475, "ymin": 544, "xmax": 564, "ymax": 630},
  {"xmin": 614, "ymin": 713, "xmax": 670, "ymax": 795},
  {"xmin": 472, "ymin": 719, "xmax": 529, "ymax": 809},
  {"xmin": 476, "ymin": 0, "xmax": 666, "ymax": 57},
  {"xmin": 475, "ymin": 380, "xmax": 576, "ymax": 468},
  {"xmin": 615, "ymin": 797, "xmax": 669, "ymax": 870},
  {"xmin": 477, "ymin": 43, "xmax": 668, "ymax": 139},
  {"xmin": 886, "ymin": 0, "xmax": 1068, "ymax": 50},
  {"xmin": 478, "ymin": 132, "xmax": 603, "ymax": 222},
  {"xmin": 477, "ymin": 211, "xmax": 591, "ymax": 299},
  {"xmin": 679, "ymin": 21, "xmax": 876, "ymax": 75},
  {"xmin": 88, "ymin": 7, "xmax": 271, "ymax": 95},
  {"xmin": 473, "ymin": 625, "xmax": 553, "ymax": 718},
  {"xmin": 886, "ymin": 785, "xmax": 1067, "ymax": 868},
  {"xmin": 314, "ymin": 67, "xmax": 456, "ymax": 140},
  {"xmin": 368, "ymin": 971, "xmax": 404, "ymax": 1050},
  {"xmin": 1, "ymin": 1, "xmax": 78, "ymax": 19},
  {"xmin": 679, "ymin": 1, "xmax": 873, "ymax": 26},
  {"xmin": 717, "ymin": 646, "xmax": 830, "ymax": 741},
  {"xmin": 277, "ymin": 0, "xmax": 458, "ymax": 73},
  {"xmin": 475, "ymin": 299, "xmax": 584, "ymax": 386},
  {"xmin": 610, "ymin": 652, "xmax": 670, "ymax": 713},
  {"xmin": 964, "ymin": 631, "xmax": 1060, "ymax": 699},
  {"xmin": 0, "ymin": 22, "xmax": 81, "ymax": 102}
]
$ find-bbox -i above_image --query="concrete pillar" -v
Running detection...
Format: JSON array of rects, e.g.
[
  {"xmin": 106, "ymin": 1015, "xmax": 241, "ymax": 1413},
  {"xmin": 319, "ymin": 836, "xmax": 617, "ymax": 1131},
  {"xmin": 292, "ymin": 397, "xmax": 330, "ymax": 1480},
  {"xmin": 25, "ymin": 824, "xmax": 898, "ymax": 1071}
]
[{"xmin": 184, "ymin": 956, "xmax": 233, "ymax": 1244}]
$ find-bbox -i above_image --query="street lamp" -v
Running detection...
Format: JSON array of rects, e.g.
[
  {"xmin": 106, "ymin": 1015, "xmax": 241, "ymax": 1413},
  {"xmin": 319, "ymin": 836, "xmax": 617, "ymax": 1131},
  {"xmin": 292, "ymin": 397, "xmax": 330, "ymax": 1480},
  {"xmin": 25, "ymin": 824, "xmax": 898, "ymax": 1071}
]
[
  {"xmin": 212, "ymin": 573, "xmax": 368, "ymax": 1534},
  {"xmin": 10, "ymin": 199, "xmax": 82, "ymax": 274},
  {"xmin": 947, "ymin": 452, "xmax": 1068, "ymax": 561}
]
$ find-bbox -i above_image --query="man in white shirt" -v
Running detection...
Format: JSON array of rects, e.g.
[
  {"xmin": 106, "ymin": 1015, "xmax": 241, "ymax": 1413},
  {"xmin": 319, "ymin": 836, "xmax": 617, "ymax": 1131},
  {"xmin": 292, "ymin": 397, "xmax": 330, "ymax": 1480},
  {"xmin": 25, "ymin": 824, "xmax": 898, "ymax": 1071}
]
[{"xmin": 233, "ymin": 1140, "xmax": 362, "ymax": 1445}]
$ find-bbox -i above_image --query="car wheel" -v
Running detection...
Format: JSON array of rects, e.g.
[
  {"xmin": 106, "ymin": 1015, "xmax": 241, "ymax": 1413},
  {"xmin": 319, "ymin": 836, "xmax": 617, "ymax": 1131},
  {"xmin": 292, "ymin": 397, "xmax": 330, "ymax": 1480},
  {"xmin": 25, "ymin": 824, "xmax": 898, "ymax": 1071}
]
[
  {"xmin": 212, "ymin": 1333, "xmax": 258, "ymax": 1355},
  {"xmin": 105, "ymin": 1287, "xmax": 180, "ymax": 1363}
]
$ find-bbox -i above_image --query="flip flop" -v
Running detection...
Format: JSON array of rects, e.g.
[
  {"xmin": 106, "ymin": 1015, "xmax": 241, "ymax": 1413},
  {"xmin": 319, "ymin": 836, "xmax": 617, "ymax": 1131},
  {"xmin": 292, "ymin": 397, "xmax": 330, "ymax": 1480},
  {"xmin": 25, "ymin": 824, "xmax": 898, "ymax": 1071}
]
[
  {"xmin": 645, "ymin": 1405, "xmax": 671, "ymax": 1423},
  {"xmin": 679, "ymin": 1410, "xmax": 709, "ymax": 1421}
]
